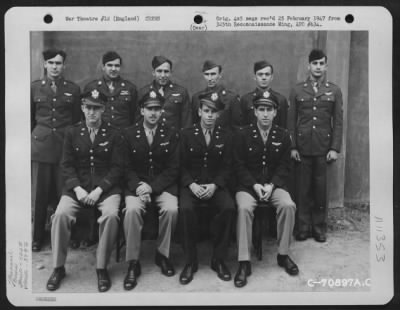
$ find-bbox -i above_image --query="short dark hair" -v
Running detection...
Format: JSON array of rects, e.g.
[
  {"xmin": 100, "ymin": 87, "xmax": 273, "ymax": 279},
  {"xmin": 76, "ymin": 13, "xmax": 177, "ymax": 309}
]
[
  {"xmin": 308, "ymin": 49, "xmax": 327, "ymax": 63},
  {"xmin": 253, "ymin": 60, "xmax": 274, "ymax": 74},
  {"xmin": 102, "ymin": 51, "xmax": 122, "ymax": 65},
  {"xmin": 42, "ymin": 49, "xmax": 67, "ymax": 62}
]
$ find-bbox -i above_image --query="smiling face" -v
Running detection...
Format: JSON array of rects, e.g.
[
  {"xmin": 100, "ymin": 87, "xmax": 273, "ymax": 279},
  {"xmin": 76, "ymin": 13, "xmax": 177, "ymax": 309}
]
[
  {"xmin": 102, "ymin": 58, "xmax": 121, "ymax": 80},
  {"xmin": 44, "ymin": 54, "xmax": 65, "ymax": 80},
  {"xmin": 152, "ymin": 62, "xmax": 171, "ymax": 86},
  {"xmin": 308, "ymin": 57, "xmax": 328, "ymax": 79},
  {"xmin": 203, "ymin": 66, "xmax": 222, "ymax": 89},
  {"xmin": 141, "ymin": 105, "xmax": 162, "ymax": 128}
]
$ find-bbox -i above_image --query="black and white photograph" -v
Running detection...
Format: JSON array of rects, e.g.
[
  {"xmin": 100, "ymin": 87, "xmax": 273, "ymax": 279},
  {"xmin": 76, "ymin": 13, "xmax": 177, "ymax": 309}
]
[{"xmin": 4, "ymin": 6, "xmax": 393, "ymax": 306}]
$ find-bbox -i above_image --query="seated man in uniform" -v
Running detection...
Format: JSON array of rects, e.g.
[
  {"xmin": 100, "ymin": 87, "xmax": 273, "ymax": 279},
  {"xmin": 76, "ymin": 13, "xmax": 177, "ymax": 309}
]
[
  {"xmin": 122, "ymin": 90, "xmax": 179, "ymax": 290},
  {"xmin": 234, "ymin": 92, "xmax": 299, "ymax": 288},
  {"xmin": 179, "ymin": 92, "xmax": 235, "ymax": 285},
  {"xmin": 46, "ymin": 88, "xmax": 124, "ymax": 293}
]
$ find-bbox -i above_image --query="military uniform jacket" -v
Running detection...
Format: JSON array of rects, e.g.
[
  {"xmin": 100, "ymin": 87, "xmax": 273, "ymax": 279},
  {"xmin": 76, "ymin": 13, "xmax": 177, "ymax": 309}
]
[
  {"xmin": 234, "ymin": 123, "xmax": 291, "ymax": 194},
  {"xmin": 31, "ymin": 77, "xmax": 81, "ymax": 164},
  {"xmin": 123, "ymin": 122, "xmax": 180, "ymax": 197},
  {"xmin": 136, "ymin": 81, "xmax": 192, "ymax": 129},
  {"xmin": 84, "ymin": 76, "xmax": 138, "ymax": 129},
  {"xmin": 61, "ymin": 122, "xmax": 124, "ymax": 202},
  {"xmin": 180, "ymin": 123, "xmax": 232, "ymax": 189},
  {"xmin": 192, "ymin": 84, "xmax": 241, "ymax": 130},
  {"xmin": 287, "ymin": 77, "xmax": 343, "ymax": 156},
  {"xmin": 240, "ymin": 88, "xmax": 289, "ymax": 128}
]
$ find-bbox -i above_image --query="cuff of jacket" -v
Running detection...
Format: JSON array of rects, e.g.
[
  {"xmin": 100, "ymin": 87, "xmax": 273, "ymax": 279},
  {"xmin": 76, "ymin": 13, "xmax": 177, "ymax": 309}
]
[
  {"xmin": 99, "ymin": 178, "xmax": 112, "ymax": 192},
  {"xmin": 182, "ymin": 176, "xmax": 195, "ymax": 188},
  {"xmin": 65, "ymin": 178, "xmax": 80, "ymax": 191},
  {"xmin": 271, "ymin": 176, "xmax": 285, "ymax": 189},
  {"xmin": 213, "ymin": 177, "xmax": 225, "ymax": 189}
]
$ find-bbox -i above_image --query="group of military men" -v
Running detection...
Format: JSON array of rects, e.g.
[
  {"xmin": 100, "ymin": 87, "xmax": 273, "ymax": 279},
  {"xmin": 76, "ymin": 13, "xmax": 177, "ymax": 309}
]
[{"xmin": 31, "ymin": 48, "xmax": 343, "ymax": 292}]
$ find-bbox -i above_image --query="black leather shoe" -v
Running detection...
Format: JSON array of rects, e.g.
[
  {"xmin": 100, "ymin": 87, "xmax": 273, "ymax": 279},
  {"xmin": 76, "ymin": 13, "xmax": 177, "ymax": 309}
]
[
  {"xmin": 155, "ymin": 251, "xmax": 175, "ymax": 277},
  {"xmin": 211, "ymin": 258, "xmax": 231, "ymax": 281},
  {"xmin": 96, "ymin": 268, "xmax": 111, "ymax": 292},
  {"xmin": 234, "ymin": 261, "xmax": 252, "ymax": 288},
  {"xmin": 295, "ymin": 231, "xmax": 311, "ymax": 241},
  {"xmin": 277, "ymin": 254, "xmax": 299, "ymax": 276},
  {"xmin": 179, "ymin": 262, "xmax": 198, "ymax": 285},
  {"xmin": 123, "ymin": 260, "xmax": 141, "ymax": 290},
  {"xmin": 313, "ymin": 231, "xmax": 327, "ymax": 243},
  {"xmin": 46, "ymin": 266, "xmax": 66, "ymax": 291},
  {"xmin": 32, "ymin": 241, "xmax": 42, "ymax": 252}
]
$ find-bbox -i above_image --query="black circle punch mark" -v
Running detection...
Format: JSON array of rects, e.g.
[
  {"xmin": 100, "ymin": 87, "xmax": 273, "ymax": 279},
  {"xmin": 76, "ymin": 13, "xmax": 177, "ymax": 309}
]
[
  {"xmin": 345, "ymin": 14, "xmax": 354, "ymax": 24},
  {"xmin": 194, "ymin": 15, "xmax": 203, "ymax": 24},
  {"xmin": 44, "ymin": 14, "xmax": 53, "ymax": 24}
]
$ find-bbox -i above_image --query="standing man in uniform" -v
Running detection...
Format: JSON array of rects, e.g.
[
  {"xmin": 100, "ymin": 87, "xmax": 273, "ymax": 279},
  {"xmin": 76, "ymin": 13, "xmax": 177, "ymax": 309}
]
[
  {"xmin": 122, "ymin": 90, "xmax": 179, "ymax": 290},
  {"xmin": 46, "ymin": 89, "xmax": 124, "ymax": 293},
  {"xmin": 179, "ymin": 92, "xmax": 235, "ymax": 285},
  {"xmin": 234, "ymin": 92, "xmax": 298, "ymax": 288},
  {"xmin": 31, "ymin": 48, "xmax": 81, "ymax": 252},
  {"xmin": 84, "ymin": 51, "xmax": 138, "ymax": 130},
  {"xmin": 288, "ymin": 49, "xmax": 343, "ymax": 242},
  {"xmin": 137, "ymin": 56, "xmax": 192, "ymax": 129},
  {"xmin": 240, "ymin": 60, "xmax": 289, "ymax": 128},
  {"xmin": 191, "ymin": 60, "xmax": 241, "ymax": 130}
]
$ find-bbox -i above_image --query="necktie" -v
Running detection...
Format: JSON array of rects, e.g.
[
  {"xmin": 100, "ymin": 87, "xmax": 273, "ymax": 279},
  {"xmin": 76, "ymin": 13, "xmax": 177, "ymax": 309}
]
[
  {"xmin": 261, "ymin": 130, "xmax": 268, "ymax": 144},
  {"xmin": 108, "ymin": 81, "xmax": 114, "ymax": 93},
  {"xmin": 50, "ymin": 81, "xmax": 57, "ymax": 94},
  {"xmin": 159, "ymin": 86, "xmax": 164, "ymax": 96},
  {"xmin": 89, "ymin": 128, "xmax": 96, "ymax": 143},
  {"xmin": 147, "ymin": 129, "xmax": 154, "ymax": 146},
  {"xmin": 312, "ymin": 81, "xmax": 319, "ymax": 93},
  {"xmin": 204, "ymin": 129, "xmax": 211, "ymax": 146}
]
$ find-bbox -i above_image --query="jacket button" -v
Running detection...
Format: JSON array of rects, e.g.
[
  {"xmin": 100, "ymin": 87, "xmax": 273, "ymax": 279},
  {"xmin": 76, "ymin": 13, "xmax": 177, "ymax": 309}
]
[
  {"xmin": 313, "ymin": 106, "xmax": 317, "ymax": 110},
  {"xmin": 313, "ymin": 117, "xmax": 317, "ymax": 120},
  {"xmin": 149, "ymin": 152, "xmax": 152, "ymax": 155},
  {"xmin": 313, "ymin": 125, "xmax": 316, "ymax": 129},
  {"xmin": 90, "ymin": 162, "xmax": 94, "ymax": 166},
  {"xmin": 90, "ymin": 149, "xmax": 93, "ymax": 153},
  {"xmin": 313, "ymin": 98, "xmax": 317, "ymax": 101},
  {"xmin": 52, "ymin": 128, "xmax": 56, "ymax": 131},
  {"xmin": 53, "ymin": 98, "xmax": 57, "ymax": 102},
  {"xmin": 90, "ymin": 156, "xmax": 94, "ymax": 160}
]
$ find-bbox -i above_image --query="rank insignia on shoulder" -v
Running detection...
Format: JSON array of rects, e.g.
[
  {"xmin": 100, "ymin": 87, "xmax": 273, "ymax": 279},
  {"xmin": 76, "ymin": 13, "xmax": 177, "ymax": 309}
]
[
  {"xmin": 99, "ymin": 141, "xmax": 109, "ymax": 146},
  {"xmin": 172, "ymin": 93, "xmax": 181, "ymax": 97},
  {"xmin": 325, "ymin": 91, "xmax": 333, "ymax": 96},
  {"xmin": 272, "ymin": 142, "xmax": 282, "ymax": 146},
  {"xmin": 215, "ymin": 144, "xmax": 224, "ymax": 148},
  {"xmin": 222, "ymin": 90, "xmax": 226, "ymax": 95},
  {"xmin": 160, "ymin": 142, "xmax": 170, "ymax": 146},
  {"xmin": 121, "ymin": 90, "xmax": 130, "ymax": 95},
  {"xmin": 64, "ymin": 93, "xmax": 72, "ymax": 96}
]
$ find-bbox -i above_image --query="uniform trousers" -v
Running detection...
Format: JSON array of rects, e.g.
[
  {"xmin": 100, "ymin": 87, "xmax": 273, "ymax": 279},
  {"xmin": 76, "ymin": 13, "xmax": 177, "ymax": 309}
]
[
  {"xmin": 51, "ymin": 194, "xmax": 120, "ymax": 269},
  {"xmin": 179, "ymin": 187, "xmax": 235, "ymax": 263},
  {"xmin": 295, "ymin": 155, "xmax": 327, "ymax": 234},
  {"xmin": 123, "ymin": 192, "xmax": 178, "ymax": 261},
  {"xmin": 236, "ymin": 188, "xmax": 296, "ymax": 261},
  {"xmin": 31, "ymin": 161, "xmax": 63, "ymax": 243}
]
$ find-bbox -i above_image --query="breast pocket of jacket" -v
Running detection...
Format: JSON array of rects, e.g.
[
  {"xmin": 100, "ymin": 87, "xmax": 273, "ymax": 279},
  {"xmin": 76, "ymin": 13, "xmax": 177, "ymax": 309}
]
[
  {"xmin": 118, "ymin": 94, "xmax": 132, "ymax": 105},
  {"xmin": 296, "ymin": 94, "xmax": 313, "ymax": 107},
  {"xmin": 33, "ymin": 95, "xmax": 48, "ymax": 109}
]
